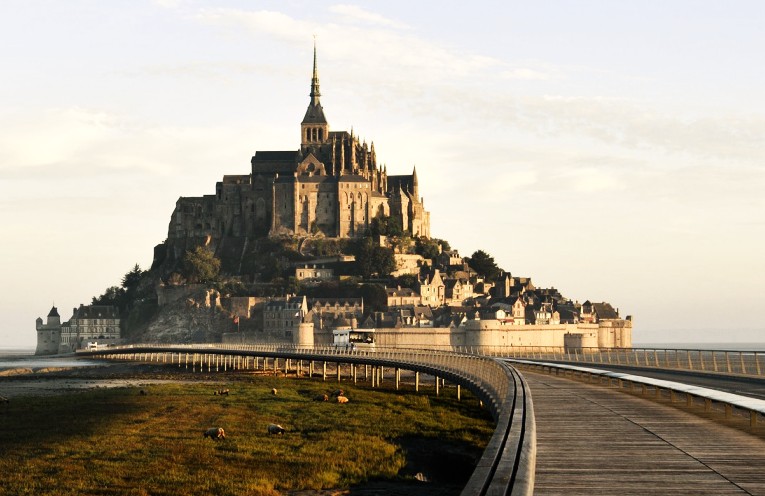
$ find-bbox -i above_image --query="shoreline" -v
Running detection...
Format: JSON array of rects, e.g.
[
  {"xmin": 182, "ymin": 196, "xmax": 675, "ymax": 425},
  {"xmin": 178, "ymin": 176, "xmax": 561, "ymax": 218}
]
[{"xmin": 0, "ymin": 359, "xmax": 232, "ymax": 399}]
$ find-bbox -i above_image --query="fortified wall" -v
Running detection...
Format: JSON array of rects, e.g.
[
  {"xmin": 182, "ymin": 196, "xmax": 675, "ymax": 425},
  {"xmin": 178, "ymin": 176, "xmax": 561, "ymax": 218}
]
[{"xmin": 222, "ymin": 319, "xmax": 632, "ymax": 351}]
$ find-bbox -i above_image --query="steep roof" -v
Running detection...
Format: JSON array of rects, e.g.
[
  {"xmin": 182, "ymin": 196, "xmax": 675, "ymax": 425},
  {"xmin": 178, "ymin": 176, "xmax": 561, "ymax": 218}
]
[
  {"xmin": 74, "ymin": 305, "xmax": 119, "ymax": 319},
  {"xmin": 47, "ymin": 306, "xmax": 59, "ymax": 318},
  {"xmin": 302, "ymin": 42, "xmax": 327, "ymax": 125},
  {"xmin": 387, "ymin": 174, "xmax": 414, "ymax": 194},
  {"xmin": 251, "ymin": 151, "xmax": 299, "ymax": 175},
  {"xmin": 593, "ymin": 302, "xmax": 619, "ymax": 320}
]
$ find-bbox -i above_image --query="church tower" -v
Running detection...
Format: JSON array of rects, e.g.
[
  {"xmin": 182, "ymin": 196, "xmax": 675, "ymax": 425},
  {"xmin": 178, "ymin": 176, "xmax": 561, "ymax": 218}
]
[{"xmin": 301, "ymin": 42, "xmax": 329, "ymax": 152}]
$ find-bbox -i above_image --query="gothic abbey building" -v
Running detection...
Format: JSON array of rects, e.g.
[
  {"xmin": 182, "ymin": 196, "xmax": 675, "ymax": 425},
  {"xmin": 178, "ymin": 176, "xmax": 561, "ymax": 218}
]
[{"xmin": 168, "ymin": 48, "xmax": 430, "ymax": 242}]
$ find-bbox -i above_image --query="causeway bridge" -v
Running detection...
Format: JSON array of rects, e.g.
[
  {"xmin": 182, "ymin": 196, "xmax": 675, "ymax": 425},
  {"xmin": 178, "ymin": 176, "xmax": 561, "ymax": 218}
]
[{"xmin": 81, "ymin": 345, "xmax": 765, "ymax": 495}]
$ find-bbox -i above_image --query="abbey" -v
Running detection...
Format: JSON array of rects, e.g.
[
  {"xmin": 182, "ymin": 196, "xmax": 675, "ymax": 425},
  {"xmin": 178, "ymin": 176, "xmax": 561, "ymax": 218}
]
[{"xmin": 169, "ymin": 47, "xmax": 430, "ymax": 241}]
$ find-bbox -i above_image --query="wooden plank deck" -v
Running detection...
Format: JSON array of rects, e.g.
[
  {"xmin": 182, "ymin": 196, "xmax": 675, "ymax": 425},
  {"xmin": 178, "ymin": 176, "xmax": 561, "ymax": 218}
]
[{"xmin": 525, "ymin": 370, "xmax": 765, "ymax": 495}]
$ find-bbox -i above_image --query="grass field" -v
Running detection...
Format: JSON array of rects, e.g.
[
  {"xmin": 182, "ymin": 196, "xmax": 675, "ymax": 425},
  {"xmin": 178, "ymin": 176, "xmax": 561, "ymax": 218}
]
[{"xmin": 0, "ymin": 371, "xmax": 494, "ymax": 495}]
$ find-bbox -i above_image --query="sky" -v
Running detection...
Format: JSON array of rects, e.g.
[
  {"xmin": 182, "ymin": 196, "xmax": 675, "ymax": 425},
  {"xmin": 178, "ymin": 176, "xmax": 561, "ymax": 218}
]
[{"xmin": 1, "ymin": 0, "xmax": 764, "ymax": 348}]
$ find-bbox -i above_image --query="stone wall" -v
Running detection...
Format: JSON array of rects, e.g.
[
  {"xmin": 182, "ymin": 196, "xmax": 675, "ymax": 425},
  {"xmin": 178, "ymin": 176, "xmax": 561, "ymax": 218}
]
[{"xmin": 221, "ymin": 320, "xmax": 633, "ymax": 351}]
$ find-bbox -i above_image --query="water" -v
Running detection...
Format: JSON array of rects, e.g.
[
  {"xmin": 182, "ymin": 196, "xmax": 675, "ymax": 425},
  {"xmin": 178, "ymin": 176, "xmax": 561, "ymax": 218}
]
[{"xmin": 0, "ymin": 347, "xmax": 103, "ymax": 372}]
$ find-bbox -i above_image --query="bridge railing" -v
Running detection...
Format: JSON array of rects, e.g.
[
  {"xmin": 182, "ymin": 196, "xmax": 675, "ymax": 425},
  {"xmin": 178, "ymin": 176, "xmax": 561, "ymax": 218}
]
[
  {"xmin": 510, "ymin": 359, "xmax": 765, "ymax": 428},
  {"xmin": 459, "ymin": 345, "xmax": 765, "ymax": 378},
  {"xmin": 83, "ymin": 343, "xmax": 536, "ymax": 496}
]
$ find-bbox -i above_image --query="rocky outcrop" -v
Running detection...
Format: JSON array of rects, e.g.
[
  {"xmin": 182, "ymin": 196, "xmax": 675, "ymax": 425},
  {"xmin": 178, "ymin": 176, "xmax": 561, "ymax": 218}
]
[{"xmin": 130, "ymin": 287, "xmax": 236, "ymax": 344}]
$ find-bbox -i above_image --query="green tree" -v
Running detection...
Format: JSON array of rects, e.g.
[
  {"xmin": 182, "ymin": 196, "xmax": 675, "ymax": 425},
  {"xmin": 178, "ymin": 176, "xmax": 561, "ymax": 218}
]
[
  {"xmin": 356, "ymin": 238, "xmax": 396, "ymax": 279},
  {"xmin": 182, "ymin": 246, "xmax": 221, "ymax": 284},
  {"xmin": 92, "ymin": 285, "xmax": 125, "ymax": 308},
  {"xmin": 415, "ymin": 237, "xmax": 441, "ymax": 260},
  {"xmin": 393, "ymin": 273, "xmax": 420, "ymax": 290},
  {"xmin": 468, "ymin": 249, "xmax": 501, "ymax": 280},
  {"xmin": 121, "ymin": 264, "xmax": 143, "ymax": 296},
  {"xmin": 369, "ymin": 214, "xmax": 404, "ymax": 238}
]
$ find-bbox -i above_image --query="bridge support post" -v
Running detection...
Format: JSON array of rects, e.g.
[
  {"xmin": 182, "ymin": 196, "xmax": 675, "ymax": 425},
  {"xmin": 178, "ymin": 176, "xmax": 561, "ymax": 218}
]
[
  {"xmin": 309, "ymin": 360, "xmax": 314, "ymax": 378},
  {"xmin": 436, "ymin": 376, "xmax": 440, "ymax": 396},
  {"xmin": 337, "ymin": 363, "xmax": 341, "ymax": 383},
  {"xmin": 415, "ymin": 372, "xmax": 420, "ymax": 391},
  {"xmin": 705, "ymin": 398, "xmax": 712, "ymax": 411},
  {"xmin": 725, "ymin": 404, "xmax": 733, "ymax": 418},
  {"xmin": 395, "ymin": 368, "xmax": 400, "ymax": 390},
  {"xmin": 457, "ymin": 384, "xmax": 461, "ymax": 401},
  {"xmin": 365, "ymin": 365, "xmax": 369, "ymax": 381},
  {"xmin": 353, "ymin": 364, "xmax": 357, "ymax": 384},
  {"xmin": 322, "ymin": 361, "xmax": 327, "ymax": 381}
]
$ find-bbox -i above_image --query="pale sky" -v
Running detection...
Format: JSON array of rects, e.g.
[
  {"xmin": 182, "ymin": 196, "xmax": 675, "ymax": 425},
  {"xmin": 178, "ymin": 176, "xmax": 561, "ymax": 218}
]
[{"xmin": 2, "ymin": 0, "xmax": 764, "ymax": 348}]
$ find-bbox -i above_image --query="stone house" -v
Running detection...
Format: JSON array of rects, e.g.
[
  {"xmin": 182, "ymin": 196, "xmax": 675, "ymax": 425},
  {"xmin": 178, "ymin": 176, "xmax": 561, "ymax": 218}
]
[
  {"xmin": 295, "ymin": 264, "xmax": 334, "ymax": 282},
  {"xmin": 419, "ymin": 269, "xmax": 445, "ymax": 307},
  {"xmin": 386, "ymin": 286, "xmax": 420, "ymax": 308},
  {"xmin": 36, "ymin": 304, "xmax": 121, "ymax": 355}
]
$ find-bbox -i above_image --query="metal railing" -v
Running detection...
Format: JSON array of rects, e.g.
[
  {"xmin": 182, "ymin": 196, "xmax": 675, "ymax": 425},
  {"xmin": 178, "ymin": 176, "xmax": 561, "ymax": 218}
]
[
  {"xmin": 511, "ymin": 359, "xmax": 765, "ymax": 428},
  {"xmin": 80, "ymin": 343, "xmax": 536, "ymax": 496},
  {"xmin": 464, "ymin": 346, "xmax": 765, "ymax": 377}
]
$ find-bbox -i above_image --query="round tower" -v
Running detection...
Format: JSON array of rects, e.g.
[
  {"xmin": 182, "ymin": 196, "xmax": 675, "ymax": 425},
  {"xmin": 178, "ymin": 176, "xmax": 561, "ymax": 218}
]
[
  {"xmin": 35, "ymin": 306, "xmax": 62, "ymax": 356},
  {"xmin": 294, "ymin": 321, "xmax": 315, "ymax": 348}
]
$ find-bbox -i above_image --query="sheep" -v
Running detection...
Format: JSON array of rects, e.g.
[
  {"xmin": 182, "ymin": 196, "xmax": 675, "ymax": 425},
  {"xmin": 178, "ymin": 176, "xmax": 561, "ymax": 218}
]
[
  {"xmin": 213, "ymin": 388, "xmax": 230, "ymax": 396},
  {"xmin": 336, "ymin": 395, "xmax": 349, "ymax": 404},
  {"xmin": 203, "ymin": 427, "xmax": 226, "ymax": 440},
  {"xmin": 330, "ymin": 389, "xmax": 344, "ymax": 397},
  {"xmin": 267, "ymin": 423, "xmax": 286, "ymax": 435},
  {"xmin": 271, "ymin": 388, "xmax": 278, "ymax": 395},
  {"xmin": 313, "ymin": 394, "xmax": 329, "ymax": 402}
]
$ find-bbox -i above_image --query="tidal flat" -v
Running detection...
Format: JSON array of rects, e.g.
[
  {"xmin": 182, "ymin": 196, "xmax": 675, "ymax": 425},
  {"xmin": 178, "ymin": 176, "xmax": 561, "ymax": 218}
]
[{"xmin": 0, "ymin": 361, "xmax": 493, "ymax": 495}]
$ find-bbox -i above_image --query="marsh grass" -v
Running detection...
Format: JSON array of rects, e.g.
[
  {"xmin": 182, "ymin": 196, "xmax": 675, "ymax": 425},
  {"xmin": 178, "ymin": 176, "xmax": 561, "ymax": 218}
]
[{"xmin": 0, "ymin": 374, "xmax": 493, "ymax": 495}]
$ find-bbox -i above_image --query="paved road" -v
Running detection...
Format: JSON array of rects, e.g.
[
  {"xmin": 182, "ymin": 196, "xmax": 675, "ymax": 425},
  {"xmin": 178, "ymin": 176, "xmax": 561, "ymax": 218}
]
[{"xmin": 525, "ymin": 370, "xmax": 765, "ymax": 495}]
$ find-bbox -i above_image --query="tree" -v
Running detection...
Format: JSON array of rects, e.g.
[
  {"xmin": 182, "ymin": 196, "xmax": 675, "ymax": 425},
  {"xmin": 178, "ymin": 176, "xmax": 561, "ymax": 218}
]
[
  {"xmin": 369, "ymin": 214, "xmax": 404, "ymax": 238},
  {"xmin": 468, "ymin": 249, "xmax": 501, "ymax": 280},
  {"xmin": 92, "ymin": 263, "xmax": 146, "ymax": 314},
  {"xmin": 92, "ymin": 286, "xmax": 125, "ymax": 308},
  {"xmin": 355, "ymin": 237, "xmax": 396, "ymax": 279},
  {"xmin": 393, "ymin": 273, "xmax": 420, "ymax": 290},
  {"xmin": 415, "ymin": 237, "xmax": 441, "ymax": 260},
  {"xmin": 182, "ymin": 246, "xmax": 221, "ymax": 284},
  {"xmin": 122, "ymin": 264, "xmax": 143, "ymax": 295}
]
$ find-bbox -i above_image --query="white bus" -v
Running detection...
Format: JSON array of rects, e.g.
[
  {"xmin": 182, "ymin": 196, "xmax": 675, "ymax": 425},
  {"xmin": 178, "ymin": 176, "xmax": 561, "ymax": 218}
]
[{"xmin": 332, "ymin": 329, "xmax": 375, "ymax": 351}]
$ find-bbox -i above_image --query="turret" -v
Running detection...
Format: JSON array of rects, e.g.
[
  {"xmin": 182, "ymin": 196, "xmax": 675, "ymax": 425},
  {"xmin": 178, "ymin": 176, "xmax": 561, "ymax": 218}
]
[{"xmin": 35, "ymin": 305, "xmax": 62, "ymax": 356}]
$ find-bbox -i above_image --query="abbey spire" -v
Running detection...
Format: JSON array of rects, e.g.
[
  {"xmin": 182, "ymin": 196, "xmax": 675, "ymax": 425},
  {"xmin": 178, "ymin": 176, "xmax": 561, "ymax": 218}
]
[
  {"xmin": 301, "ymin": 40, "xmax": 329, "ymax": 149},
  {"xmin": 310, "ymin": 41, "xmax": 321, "ymax": 106}
]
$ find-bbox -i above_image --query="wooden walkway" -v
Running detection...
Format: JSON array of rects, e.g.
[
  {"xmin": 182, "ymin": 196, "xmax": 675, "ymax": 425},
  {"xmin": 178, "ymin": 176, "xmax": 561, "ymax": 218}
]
[{"xmin": 525, "ymin": 370, "xmax": 765, "ymax": 495}]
